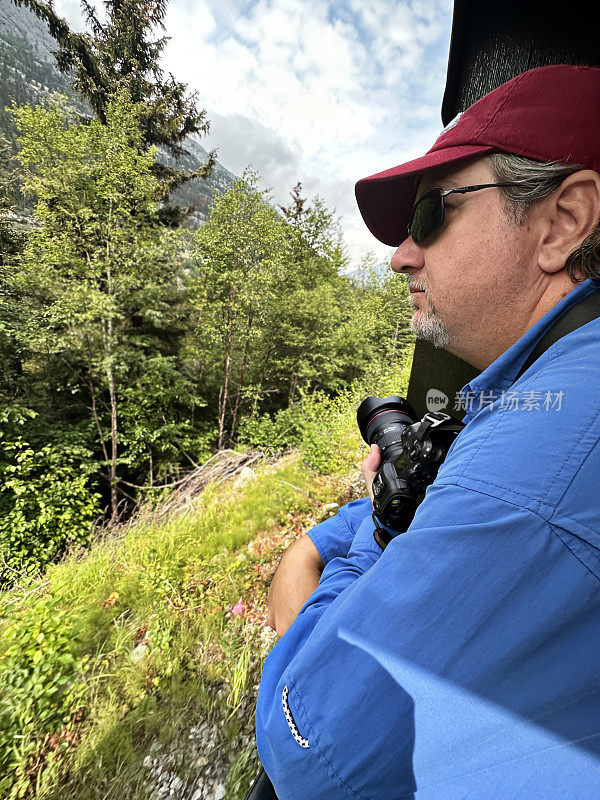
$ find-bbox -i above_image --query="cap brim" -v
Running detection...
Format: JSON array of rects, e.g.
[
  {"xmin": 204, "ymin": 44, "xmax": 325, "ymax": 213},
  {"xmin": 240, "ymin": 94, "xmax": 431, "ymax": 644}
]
[{"xmin": 355, "ymin": 144, "xmax": 496, "ymax": 246}]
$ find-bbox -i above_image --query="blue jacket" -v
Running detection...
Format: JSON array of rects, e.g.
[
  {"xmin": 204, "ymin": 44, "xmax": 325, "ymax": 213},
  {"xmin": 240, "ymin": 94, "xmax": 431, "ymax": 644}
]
[{"xmin": 256, "ymin": 277, "xmax": 600, "ymax": 799}]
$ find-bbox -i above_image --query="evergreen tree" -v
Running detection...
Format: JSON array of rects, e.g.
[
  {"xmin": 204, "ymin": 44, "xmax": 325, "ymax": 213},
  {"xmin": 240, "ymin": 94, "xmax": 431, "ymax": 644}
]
[
  {"xmin": 339, "ymin": 256, "xmax": 414, "ymax": 383},
  {"xmin": 11, "ymin": 0, "xmax": 214, "ymax": 224},
  {"xmin": 10, "ymin": 92, "xmax": 193, "ymax": 520},
  {"xmin": 190, "ymin": 172, "xmax": 291, "ymax": 448},
  {"xmin": 270, "ymin": 183, "xmax": 349, "ymax": 400},
  {"xmin": 189, "ymin": 176, "xmax": 413, "ymax": 450}
]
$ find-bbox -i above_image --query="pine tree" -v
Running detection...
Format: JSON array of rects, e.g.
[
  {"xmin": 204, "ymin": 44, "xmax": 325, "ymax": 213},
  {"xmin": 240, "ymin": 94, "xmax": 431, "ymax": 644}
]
[
  {"xmin": 11, "ymin": 0, "xmax": 214, "ymax": 224},
  {"xmin": 190, "ymin": 172, "xmax": 291, "ymax": 448}
]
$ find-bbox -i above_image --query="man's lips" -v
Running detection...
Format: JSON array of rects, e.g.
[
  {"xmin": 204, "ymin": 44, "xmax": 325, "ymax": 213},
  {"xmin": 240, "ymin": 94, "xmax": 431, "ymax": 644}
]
[{"xmin": 409, "ymin": 287, "xmax": 425, "ymax": 293}]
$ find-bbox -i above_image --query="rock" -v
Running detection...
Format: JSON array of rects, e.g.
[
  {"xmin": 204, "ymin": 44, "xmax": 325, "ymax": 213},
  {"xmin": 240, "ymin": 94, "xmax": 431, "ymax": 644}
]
[
  {"xmin": 234, "ymin": 465, "xmax": 256, "ymax": 488},
  {"xmin": 214, "ymin": 784, "xmax": 226, "ymax": 800},
  {"xmin": 131, "ymin": 642, "xmax": 148, "ymax": 662},
  {"xmin": 322, "ymin": 502, "xmax": 339, "ymax": 514}
]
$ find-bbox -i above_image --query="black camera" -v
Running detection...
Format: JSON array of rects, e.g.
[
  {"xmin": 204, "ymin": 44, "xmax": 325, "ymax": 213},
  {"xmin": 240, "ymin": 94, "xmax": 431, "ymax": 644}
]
[{"xmin": 357, "ymin": 395, "xmax": 464, "ymax": 548}]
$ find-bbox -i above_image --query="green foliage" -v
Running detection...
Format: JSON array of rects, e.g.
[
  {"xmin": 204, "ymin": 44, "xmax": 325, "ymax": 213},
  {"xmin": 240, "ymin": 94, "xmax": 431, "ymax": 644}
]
[
  {"xmin": 190, "ymin": 170, "xmax": 292, "ymax": 446},
  {"xmin": 10, "ymin": 0, "xmax": 208, "ymax": 152},
  {"xmin": 0, "ymin": 134, "xmax": 26, "ymax": 402},
  {"xmin": 0, "ymin": 406, "xmax": 101, "ymax": 585},
  {"xmin": 239, "ymin": 349, "xmax": 413, "ymax": 475},
  {"xmin": 0, "ymin": 456, "xmax": 338, "ymax": 798},
  {"xmin": 4, "ymin": 88, "xmax": 414, "ymax": 552},
  {"xmin": 11, "ymin": 0, "xmax": 214, "ymax": 224},
  {"xmin": 299, "ymin": 352, "xmax": 413, "ymax": 474},
  {"xmin": 237, "ymin": 403, "xmax": 306, "ymax": 451},
  {"xmin": 0, "ymin": 593, "xmax": 89, "ymax": 798},
  {"xmin": 190, "ymin": 176, "xmax": 414, "ymax": 450}
]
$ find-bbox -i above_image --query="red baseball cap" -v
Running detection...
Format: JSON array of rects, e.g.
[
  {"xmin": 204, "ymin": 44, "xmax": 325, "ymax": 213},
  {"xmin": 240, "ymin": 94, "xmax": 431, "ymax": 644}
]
[{"xmin": 355, "ymin": 65, "xmax": 600, "ymax": 246}]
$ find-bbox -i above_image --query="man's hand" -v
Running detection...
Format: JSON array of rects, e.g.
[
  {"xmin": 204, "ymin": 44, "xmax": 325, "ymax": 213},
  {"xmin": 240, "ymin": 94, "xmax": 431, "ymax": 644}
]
[
  {"xmin": 361, "ymin": 443, "xmax": 381, "ymax": 503},
  {"xmin": 268, "ymin": 534, "xmax": 324, "ymax": 638}
]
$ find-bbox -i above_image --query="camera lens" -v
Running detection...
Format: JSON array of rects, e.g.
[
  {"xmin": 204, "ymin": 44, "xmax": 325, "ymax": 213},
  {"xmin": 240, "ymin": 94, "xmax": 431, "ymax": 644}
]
[{"xmin": 357, "ymin": 396, "xmax": 417, "ymax": 462}]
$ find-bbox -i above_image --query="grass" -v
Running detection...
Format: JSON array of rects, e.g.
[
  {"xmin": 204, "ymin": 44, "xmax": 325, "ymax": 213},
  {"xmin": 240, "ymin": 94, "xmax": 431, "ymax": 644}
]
[{"xmin": 0, "ymin": 456, "xmax": 360, "ymax": 800}]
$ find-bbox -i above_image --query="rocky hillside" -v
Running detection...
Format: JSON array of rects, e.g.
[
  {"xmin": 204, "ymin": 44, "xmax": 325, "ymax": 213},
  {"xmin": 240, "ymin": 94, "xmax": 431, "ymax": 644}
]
[{"xmin": 0, "ymin": 0, "xmax": 235, "ymax": 223}]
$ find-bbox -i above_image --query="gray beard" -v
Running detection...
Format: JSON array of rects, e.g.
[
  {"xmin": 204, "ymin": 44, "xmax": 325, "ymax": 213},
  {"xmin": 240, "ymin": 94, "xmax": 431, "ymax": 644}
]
[{"xmin": 409, "ymin": 290, "xmax": 451, "ymax": 349}]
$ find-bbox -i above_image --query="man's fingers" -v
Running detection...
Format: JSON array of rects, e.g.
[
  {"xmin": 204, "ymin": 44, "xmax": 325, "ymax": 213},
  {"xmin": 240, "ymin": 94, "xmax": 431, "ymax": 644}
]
[
  {"xmin": 363, "ymin": 443, "xmax": 381, "ymax": 471},
  {"xmin": 361, "ymin": 444, "xmax": 381, "ymax": 502}
]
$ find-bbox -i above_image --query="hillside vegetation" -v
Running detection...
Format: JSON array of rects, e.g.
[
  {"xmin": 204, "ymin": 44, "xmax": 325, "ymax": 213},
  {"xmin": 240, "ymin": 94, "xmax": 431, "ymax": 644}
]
[
  {"xmin": 1, "ymin": 91, "xmax": 413, "ymax": 580},
  {"xmin": 0, "ymin": 357, "xmax": 411, "ymax": 799}
]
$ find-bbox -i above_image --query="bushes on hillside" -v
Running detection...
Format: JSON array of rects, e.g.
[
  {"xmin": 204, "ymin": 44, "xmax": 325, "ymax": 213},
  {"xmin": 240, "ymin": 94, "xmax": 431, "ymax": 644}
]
[
  {"xmin": 0, "ymin": 407, "xmax": 101, "ymax": 585},
  {"xmin": 238, "ymin": 351, "xmax": 413, "ymax": 475}
]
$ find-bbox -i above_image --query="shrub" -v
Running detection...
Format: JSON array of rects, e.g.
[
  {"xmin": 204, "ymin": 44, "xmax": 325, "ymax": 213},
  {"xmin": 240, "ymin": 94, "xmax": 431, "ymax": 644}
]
[
  {"xmin": 0, "ymin": 593, "xmax": 89, "ymax": 798},
  {"xmin": 238, "ymin": 350, "xmax": 413, "ymax": 475},
  {"xmin": 0, "ymin": 407, "xmax": 101, "ymax": 585}
]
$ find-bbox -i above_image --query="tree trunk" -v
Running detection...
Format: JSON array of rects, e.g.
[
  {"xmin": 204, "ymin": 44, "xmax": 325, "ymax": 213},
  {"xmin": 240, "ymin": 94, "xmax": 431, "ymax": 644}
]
[
  {"xmin": 288, "ymin": 349, "xmax": 306, "ymax": 405},
  {"xmin": 218, "ymin": 291, "xmax": 236, "ymax": 449},
  {"xmin": 107, "ymin": 315, "xmax": 119, "ymax": 522},
  {"xmin": 104, "ymin": 214, "xmax": 119, "ymax": 523},
  {"xmin": 391, "ymin": 320, "xmax": 400, "ymax": 365},
  {"xmin": 230, "ymin": 313, "xmax": 254, "ymax": 441}
]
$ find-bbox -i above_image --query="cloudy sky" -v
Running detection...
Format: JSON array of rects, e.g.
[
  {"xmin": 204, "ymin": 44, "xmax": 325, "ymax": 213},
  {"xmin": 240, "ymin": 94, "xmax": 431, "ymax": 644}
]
[{"xmin": 54, "ymin": 0, "xmax": 455, "ymax": 269}]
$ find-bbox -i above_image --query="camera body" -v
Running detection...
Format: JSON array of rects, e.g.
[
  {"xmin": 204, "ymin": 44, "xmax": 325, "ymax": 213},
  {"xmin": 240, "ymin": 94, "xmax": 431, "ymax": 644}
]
[{"xmin": 357, "ymin": 396, "xmax": 464, "ymax": 546}]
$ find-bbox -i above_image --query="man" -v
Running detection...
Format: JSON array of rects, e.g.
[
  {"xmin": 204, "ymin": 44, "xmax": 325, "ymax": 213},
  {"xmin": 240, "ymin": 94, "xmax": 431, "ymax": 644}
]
[{"xmin": 256, "ymin": 65, "xmax": 600, "ymax": 799}]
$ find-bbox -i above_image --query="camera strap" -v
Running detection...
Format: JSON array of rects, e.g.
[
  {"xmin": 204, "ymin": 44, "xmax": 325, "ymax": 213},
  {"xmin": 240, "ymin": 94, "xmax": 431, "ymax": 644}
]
[
  {"xmin": 244, "ymin": 768, "xmax": 278, "ymax": 800},
  {"xmin": 512, "ymin": 286, "xmax": 600, "ymax": 385}
]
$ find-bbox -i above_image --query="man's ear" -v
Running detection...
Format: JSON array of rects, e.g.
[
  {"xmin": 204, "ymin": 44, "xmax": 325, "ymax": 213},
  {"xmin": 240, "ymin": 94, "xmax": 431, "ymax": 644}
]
[{"xmin": 538, "ymin": 169, "xmax": 600, "ymax": 274}]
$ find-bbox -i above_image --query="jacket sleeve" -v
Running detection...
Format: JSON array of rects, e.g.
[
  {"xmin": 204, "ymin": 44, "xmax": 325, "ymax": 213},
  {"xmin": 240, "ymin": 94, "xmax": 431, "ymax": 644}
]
[
  {"xmin": 306, "ymin": 496, "xmax": 374, "ymax": 564},
  {"xmin": 256, "ymin": 480, "xmax": 600, "ymax": 800}
]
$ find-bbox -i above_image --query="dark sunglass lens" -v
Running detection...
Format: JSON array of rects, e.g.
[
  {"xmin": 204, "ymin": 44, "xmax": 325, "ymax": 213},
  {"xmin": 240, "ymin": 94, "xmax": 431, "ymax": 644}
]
[{"xmin": 409, "ymin": 193, "xmax": 444, "ymax": 243}]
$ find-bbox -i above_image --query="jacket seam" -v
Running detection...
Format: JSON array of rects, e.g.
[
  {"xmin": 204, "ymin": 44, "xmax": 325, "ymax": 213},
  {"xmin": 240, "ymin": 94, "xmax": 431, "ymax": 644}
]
[
  {"xmin": 551, "ymin": 509, "xmax": 600, "ymax": 541},
  {"xmin": 433, "ymin": 479, "xmax": 600, "ymax": 582},
  {"xmin": 545, "ymin": 403, "xmax": 600, "ymax": 508},
  {"xmin": 458, "ymin": 343, "xmax": 563, "ymax": 486},
  {"xmin": 311, "ymin": 514, "xmax": 354, "ymax": 564},
  {"xmin": 456, "ymin": 411, "xmax": 502, "ymax": 478},
  {"xmin": 433, "ymin": 477, "xmax": 554, "ymax": 525},
  {"xmin": 457, "ymin": 346, "xmax": 559, "ymax": 473},
  {"xmin": 437, "ymin": 475, "xmax": 553, "ymax": 517},
  {"xmin": 549, "ymin": 520, "xmax": 600, "ymax": 581}
]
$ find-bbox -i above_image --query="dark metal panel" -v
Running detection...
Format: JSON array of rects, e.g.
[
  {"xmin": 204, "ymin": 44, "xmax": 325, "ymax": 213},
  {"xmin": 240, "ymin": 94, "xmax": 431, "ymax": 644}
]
[
  {"xmin": 406, "ymin": 341, "xmax": 478, "ymax": 420},
  {"xmin": 442, "ymin": 0, "xmax": 600, "ymax": 123}
]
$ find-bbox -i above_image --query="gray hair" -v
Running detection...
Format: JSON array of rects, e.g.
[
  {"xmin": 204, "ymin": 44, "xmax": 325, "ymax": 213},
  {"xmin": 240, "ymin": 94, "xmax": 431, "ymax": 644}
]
[{"xmin": 489, "ymin": 152, "xmax": 600, "ymax": 282}]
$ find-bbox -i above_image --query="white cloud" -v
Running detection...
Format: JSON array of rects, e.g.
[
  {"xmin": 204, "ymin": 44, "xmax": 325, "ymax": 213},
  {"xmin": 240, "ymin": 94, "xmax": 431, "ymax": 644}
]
[
  {"xmin": 53, "ymin": 0, "xmax": 454, "ymax": 268},
  {"xmin": 162, "ymin": 0, "xmax": 454, "ymax": 266},
  {"xmin": 52, "ymin": 0, "xmax": 86, "ymax": 30}
]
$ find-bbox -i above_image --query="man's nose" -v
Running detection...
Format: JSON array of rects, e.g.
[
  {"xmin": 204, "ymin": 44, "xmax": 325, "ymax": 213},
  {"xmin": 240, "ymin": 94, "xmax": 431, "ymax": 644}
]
[{"xmin": 390, "ymin": 236, "xmax": 425, "ymax": 274}]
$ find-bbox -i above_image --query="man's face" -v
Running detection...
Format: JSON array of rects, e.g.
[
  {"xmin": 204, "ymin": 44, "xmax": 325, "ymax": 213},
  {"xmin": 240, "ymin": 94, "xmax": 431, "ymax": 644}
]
[{"xmin": 391, "ymin": 156, "xmax": 540, "ymax": 369}]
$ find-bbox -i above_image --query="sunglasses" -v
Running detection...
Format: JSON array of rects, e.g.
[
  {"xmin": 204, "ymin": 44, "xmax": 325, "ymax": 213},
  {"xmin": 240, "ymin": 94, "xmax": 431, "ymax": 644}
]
[{"xmin": 407, "ymin": 182, "xmax": 522, "ymax": 244}]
